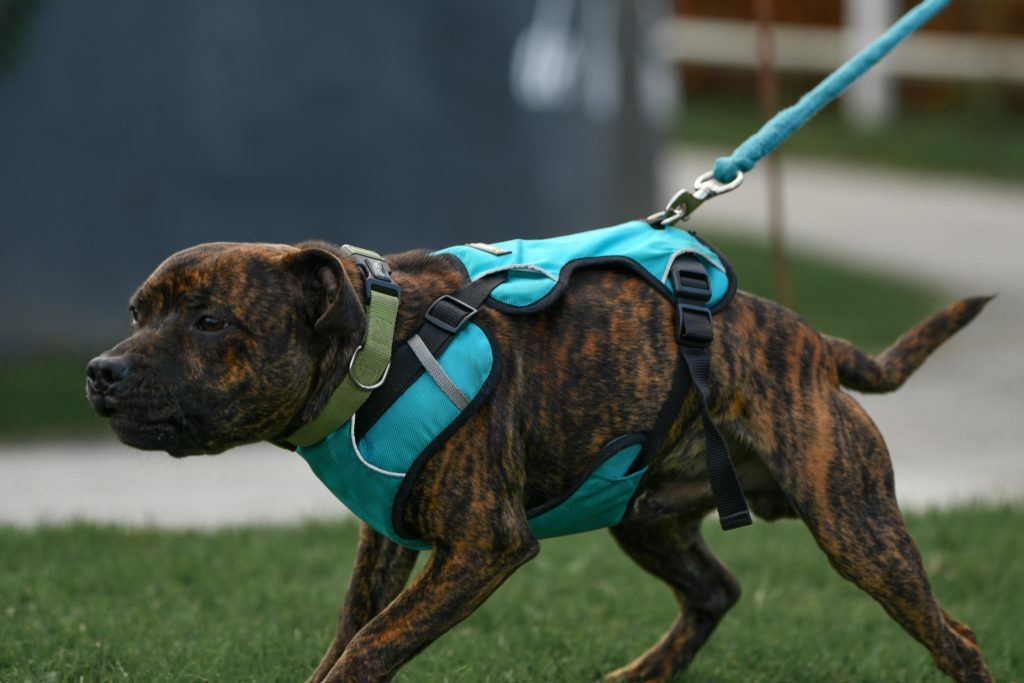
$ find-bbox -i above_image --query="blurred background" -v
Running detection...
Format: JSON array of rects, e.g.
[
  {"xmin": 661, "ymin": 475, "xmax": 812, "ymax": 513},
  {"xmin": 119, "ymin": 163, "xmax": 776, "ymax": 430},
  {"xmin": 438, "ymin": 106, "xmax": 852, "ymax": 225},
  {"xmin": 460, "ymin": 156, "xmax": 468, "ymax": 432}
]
[
  {"xmin": 2, "ymin": 2, "xmax": 1023, "ymax": 680},
  {"xmin": 0, "ymin": 0, "xmax": 1021, "ymax": 520}
]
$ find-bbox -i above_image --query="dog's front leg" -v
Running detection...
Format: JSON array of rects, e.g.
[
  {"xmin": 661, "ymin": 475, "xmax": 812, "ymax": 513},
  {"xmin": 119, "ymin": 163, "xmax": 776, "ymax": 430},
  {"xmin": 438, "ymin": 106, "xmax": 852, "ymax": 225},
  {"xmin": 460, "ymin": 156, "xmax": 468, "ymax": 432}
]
[
  {"xmin": 322, "ymin": 536, "xmax": 538, "ymax": 683},
  {"xmin": 307, "ymin": 523, "xmax": 418, "ymax": 683}
]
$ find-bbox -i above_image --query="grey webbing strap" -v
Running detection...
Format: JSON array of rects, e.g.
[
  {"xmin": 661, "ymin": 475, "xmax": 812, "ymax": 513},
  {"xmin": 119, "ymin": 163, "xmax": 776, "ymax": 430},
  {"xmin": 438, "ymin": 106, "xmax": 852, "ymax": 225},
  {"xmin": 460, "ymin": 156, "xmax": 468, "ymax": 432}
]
[{"xmin": 407, "ymin": 334, "xmax": 469, "ymax": 410}]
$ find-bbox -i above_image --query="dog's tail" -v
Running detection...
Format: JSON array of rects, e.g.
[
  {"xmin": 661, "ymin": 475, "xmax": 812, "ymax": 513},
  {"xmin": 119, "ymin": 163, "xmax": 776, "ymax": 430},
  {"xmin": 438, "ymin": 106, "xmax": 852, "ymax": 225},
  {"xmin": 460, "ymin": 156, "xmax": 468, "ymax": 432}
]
[{"xmin": 825, "ymin": 296, "xmax": 993, "ymax": 393}]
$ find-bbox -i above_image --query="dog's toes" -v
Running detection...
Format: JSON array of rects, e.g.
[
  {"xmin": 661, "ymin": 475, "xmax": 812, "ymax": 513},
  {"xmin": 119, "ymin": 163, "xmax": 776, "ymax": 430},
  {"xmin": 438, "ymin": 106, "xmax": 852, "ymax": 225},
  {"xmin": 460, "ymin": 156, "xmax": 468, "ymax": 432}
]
[{"xmin": 603, "ymin": 663, "xmax": 670, "ymax": 683}]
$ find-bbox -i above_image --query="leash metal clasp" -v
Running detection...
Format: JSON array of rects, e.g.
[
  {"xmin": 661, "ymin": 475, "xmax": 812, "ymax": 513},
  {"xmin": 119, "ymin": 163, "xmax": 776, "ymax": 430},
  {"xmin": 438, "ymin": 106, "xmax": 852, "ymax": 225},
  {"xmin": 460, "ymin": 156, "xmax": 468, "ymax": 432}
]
[{"xmin": 648, "ymin": 170, "xmax": 744, "ymax": 227}]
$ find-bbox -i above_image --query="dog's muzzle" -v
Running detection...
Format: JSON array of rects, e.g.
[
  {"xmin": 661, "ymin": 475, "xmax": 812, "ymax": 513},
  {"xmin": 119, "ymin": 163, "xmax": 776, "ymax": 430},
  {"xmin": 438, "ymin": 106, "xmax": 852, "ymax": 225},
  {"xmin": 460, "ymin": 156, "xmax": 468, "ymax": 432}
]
[{"xmin": 86, "ymin": 353, "xmax": 132, "ymax": 416}]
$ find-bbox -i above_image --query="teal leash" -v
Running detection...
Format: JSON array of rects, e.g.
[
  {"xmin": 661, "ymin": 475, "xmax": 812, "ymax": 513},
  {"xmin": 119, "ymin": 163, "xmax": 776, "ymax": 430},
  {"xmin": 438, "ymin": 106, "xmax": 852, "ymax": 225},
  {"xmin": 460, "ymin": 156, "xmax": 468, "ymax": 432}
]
[{"xmin": 651, "ymin": 0, "xmax": 950, "ymax": 226}]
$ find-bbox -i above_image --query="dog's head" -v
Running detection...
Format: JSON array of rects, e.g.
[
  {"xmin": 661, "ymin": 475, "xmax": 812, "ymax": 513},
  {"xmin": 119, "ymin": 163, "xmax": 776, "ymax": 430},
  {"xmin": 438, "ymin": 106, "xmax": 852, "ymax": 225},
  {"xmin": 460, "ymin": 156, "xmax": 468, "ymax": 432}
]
[{"xmin": 86, "ymin": 242, "xmax": 365, "ymax": 456}]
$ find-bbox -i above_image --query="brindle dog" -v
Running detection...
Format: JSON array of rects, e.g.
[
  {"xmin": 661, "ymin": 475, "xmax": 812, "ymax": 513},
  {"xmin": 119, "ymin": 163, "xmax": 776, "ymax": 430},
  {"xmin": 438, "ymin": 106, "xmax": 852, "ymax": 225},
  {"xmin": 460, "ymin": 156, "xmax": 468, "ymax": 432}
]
[{"xmin": 86, "ymin": 241, "xmax": 993, "ymax": 682}]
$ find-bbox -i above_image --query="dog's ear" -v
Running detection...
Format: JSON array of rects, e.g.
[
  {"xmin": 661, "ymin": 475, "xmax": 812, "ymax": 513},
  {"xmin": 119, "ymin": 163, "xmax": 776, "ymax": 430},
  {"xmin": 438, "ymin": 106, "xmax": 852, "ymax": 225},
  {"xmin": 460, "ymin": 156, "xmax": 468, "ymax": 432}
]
[{"xmin": 285, "ymin": 248, "xmax": 365, "ymax": 338}]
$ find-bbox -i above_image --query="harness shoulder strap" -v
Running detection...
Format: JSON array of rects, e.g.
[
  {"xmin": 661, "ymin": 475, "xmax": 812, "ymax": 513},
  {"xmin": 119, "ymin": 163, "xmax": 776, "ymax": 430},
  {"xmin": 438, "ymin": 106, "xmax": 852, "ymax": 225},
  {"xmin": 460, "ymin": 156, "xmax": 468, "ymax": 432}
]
[{"xmin": 354, "ymin": 273, "xmax": 506, "ymax": 441}]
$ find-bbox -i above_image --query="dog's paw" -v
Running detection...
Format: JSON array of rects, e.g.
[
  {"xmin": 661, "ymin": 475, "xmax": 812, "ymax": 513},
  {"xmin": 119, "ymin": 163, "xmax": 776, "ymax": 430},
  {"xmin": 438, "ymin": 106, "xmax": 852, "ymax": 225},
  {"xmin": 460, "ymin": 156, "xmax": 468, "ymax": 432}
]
[{"xmin": 603, "ymin": 663, "xmax": 668, "ymax": 683}]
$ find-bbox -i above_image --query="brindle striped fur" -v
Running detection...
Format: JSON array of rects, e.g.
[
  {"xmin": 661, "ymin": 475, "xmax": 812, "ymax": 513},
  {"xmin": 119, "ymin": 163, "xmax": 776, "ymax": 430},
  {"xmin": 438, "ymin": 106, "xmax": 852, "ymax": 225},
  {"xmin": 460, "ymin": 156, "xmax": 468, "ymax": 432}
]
[{"xmin": 88, "ymin": 242, "xmax": 993, "ymax": 683}]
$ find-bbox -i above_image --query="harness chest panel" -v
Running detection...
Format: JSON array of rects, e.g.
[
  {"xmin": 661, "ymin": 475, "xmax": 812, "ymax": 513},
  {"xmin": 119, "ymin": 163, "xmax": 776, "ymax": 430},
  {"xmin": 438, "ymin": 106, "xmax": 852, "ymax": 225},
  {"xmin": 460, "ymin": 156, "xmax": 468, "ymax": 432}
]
[
  {"xmin": 298, "ymin": 323, "xmax": 497, "ymax": 551},
  {"xmin": 297, "ymin": 221, "xmax": 741, "ymax": 550}
]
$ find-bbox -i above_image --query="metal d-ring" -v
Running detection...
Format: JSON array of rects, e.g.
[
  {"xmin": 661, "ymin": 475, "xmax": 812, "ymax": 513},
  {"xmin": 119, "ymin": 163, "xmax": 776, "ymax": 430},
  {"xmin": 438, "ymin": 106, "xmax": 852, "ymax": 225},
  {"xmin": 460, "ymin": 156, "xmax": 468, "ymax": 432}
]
[
  {"xmin": 348, "ymin": 345, "xmax": 391, "ymax": 390},
  {"xmin": 692, "ymin": 170, "xmax": 745, "ymax": 198}
]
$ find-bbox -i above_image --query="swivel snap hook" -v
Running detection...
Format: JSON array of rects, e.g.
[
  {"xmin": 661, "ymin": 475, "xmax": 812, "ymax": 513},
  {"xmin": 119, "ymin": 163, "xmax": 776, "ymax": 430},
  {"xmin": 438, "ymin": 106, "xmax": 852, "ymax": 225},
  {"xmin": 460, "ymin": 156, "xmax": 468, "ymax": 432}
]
[{"xmin": 648, "ymin": 170, "xmax": 745, "ymax": 228}]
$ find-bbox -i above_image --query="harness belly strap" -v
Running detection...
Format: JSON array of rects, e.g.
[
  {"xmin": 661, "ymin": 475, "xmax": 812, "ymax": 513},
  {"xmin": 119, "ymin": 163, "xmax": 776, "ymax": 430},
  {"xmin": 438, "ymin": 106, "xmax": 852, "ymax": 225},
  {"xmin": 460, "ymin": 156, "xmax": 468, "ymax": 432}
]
[{"xmin": 668, "ymin": 257, "xmax": 751, "ymax": 529}]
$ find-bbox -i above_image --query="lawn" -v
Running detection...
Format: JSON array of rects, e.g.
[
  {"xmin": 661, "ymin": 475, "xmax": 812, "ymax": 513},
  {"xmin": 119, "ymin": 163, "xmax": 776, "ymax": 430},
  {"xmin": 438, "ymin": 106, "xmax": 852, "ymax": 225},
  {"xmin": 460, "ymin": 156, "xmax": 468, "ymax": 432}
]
[
  {"xmin": 0, "ymin": 233, "xmax": 940, "ymax": 440},
  {"xmin": 1, "ymin": 505, "xmax": 1020, "ymax": 682}
]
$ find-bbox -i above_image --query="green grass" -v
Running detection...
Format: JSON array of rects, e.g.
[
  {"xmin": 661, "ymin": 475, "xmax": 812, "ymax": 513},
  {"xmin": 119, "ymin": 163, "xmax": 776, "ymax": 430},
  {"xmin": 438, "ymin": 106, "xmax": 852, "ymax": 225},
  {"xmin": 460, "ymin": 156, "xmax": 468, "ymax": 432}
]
[
  {"xmin": 0, "ymin": 234, "xmax": 940, "ymax": 440},
  {"xmin": 679, "ymin": 97, "xmax": 1024, "ymax": 180},
  {"xmin": 1, "ymin": 505, "xmax": 1021, "ymax": 681}
]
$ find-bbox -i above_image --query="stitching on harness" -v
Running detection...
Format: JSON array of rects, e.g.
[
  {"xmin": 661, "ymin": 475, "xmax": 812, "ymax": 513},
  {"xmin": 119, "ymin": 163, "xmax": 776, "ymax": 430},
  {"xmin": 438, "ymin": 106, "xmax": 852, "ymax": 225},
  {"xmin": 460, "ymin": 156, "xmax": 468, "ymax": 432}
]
[
  {"xmin": 350, "ymin": 416, "xmax": 406, "ymax": 478},
  {"xmin": 471, "ymin": 264, "xmax": 559, "ymax": 282},
  {"xmin": 659, "ymin": 248, "xmax": 726, "ymax": 283}
]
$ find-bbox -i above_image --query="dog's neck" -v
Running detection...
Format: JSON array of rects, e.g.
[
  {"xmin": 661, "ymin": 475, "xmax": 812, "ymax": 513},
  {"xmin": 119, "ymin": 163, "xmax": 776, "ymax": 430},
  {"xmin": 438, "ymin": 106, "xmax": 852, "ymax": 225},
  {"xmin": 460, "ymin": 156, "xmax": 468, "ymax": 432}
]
[{"xmin": 284, "ymin": 247, "xmax": 467, "ymax": 441}]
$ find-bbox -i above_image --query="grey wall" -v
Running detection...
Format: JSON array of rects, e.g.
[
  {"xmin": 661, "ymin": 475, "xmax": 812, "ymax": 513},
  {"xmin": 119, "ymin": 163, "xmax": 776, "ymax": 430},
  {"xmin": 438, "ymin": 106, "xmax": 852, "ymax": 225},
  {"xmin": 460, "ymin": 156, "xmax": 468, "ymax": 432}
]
[{"xmin": 0, "ymin": 0, "xmax": 674, "ymax": 352}]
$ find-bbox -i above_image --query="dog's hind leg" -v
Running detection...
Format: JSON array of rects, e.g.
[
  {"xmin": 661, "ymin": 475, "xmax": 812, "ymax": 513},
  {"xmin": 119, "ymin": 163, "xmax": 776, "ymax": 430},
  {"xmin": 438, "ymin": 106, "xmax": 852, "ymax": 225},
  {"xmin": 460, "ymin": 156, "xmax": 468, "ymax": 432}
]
[
  {"xmin": 606, "ymin": 515, "xmax": 740, "ymax": 682},
  {"xmin": 307, "ymin": 523, "xmax": 419, "ymax": 683},
  {"xmin": 776, "ymin": 390, "xmax": 991, "ymax": 683}
]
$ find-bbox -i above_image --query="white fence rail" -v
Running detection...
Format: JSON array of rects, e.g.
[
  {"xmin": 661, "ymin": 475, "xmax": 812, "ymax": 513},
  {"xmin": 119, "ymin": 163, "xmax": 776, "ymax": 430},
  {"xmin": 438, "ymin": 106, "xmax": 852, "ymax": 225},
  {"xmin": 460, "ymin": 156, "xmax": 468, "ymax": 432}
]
[{"xmin": 660, "ymin": 18, "xmax": 1024, "ymax": 84}]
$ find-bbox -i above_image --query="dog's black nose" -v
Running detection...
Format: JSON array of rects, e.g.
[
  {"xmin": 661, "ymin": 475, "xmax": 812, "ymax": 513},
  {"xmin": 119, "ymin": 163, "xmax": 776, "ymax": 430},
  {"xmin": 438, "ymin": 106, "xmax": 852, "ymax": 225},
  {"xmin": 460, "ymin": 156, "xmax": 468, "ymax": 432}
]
[{"xmin": 86, "ymin": 355, "xmax": 132, "ymax": 393}]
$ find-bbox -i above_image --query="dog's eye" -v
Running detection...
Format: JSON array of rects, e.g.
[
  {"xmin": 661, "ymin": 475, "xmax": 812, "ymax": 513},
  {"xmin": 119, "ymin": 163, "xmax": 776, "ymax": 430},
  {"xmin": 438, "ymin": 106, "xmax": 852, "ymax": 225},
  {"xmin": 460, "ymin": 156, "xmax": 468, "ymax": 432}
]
[
  {"xmin": 129, "ymin": 306, "xmax": 139, "ymax": 323},
  {"xmin": 194, "ymin": 315, "xmax": 228, "ymax": 333}
]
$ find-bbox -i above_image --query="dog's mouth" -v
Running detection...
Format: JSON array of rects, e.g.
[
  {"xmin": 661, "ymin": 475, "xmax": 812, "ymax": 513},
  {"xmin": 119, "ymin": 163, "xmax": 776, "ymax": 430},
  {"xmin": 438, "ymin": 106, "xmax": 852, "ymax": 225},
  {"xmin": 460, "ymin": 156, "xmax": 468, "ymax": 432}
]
[
  {"xmin": 104, "ymin": 395, "xmax": 236, "ymax": 457},
  {"xmin": 108, "ymin": 413, "xmax": 198, "ymax": 457},
  {"xmin": 91, "ymin": 384, "xmax": 204, "ymax": 456},
  {"xmin": 87, "ymin": 357, "xmax": 262, "ymax": 457},
  {"xmin": 86, "ymin": 366, "xmax": 208, "ymax": 456}
]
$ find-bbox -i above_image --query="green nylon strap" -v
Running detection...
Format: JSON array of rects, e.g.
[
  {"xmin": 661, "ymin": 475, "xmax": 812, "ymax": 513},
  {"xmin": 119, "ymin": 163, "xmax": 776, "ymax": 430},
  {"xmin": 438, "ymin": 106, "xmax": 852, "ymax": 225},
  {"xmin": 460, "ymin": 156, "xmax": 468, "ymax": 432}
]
[{"xmin": 286, "ymin": 249, "xmax": 399, "ymax": 449}]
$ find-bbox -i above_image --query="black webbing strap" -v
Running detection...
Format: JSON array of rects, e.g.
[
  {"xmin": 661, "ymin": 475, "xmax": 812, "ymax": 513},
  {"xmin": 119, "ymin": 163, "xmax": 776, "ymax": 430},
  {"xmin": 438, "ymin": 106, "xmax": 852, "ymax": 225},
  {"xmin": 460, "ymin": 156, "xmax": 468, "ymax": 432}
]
[
  {"xmin": 679, "ymin": 345, "xmax": 752, "ymax": 530},
  {"xmin": 670, "ymin": 256, "xmax": 752, "ymax": 531},
  {"xmin": 354, "ymin": 273, "xmax": 506, "ymax": 441}
]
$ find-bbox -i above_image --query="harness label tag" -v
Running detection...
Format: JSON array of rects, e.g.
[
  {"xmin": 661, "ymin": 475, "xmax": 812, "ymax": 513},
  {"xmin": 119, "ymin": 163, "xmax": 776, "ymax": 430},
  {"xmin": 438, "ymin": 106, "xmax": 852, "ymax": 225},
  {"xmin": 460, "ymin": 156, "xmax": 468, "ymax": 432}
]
[{"xmin": 467, "ymin": 242, "xmax": 512, "ymax": 256}]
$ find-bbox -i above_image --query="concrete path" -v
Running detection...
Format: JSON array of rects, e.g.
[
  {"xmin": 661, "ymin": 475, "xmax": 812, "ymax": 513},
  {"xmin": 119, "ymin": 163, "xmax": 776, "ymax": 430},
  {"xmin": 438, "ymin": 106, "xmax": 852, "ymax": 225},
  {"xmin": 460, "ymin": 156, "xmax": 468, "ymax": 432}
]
[
  {"xmin": 0, "ymin": 440, "xmax": 345, "ymax": 528},
  {"xmin": 1, "ymin": 148, "xmax": 1021, "ymax": 528}
]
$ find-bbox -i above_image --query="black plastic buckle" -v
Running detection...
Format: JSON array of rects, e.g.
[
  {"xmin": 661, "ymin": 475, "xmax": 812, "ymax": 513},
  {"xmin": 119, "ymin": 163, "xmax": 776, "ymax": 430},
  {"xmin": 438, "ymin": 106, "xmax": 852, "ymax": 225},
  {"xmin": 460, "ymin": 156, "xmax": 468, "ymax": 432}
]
[
  {"xmin": 670, "ymin": 260, "xmax": 712, "ymax": 303},
  {"xmin": 424, "ymin": 295, "xmax": 478, "ymax": 334},
  {"xmin": 676, "ymin": 303, "xmax": 714, "ymax": 346},
  {"xmin": 364, "ymin": 276, "xmax": 401, "ymax": 302},
  {"xmin": 352, "ymin": 255, "xmax": 401, "ymax": 303}
]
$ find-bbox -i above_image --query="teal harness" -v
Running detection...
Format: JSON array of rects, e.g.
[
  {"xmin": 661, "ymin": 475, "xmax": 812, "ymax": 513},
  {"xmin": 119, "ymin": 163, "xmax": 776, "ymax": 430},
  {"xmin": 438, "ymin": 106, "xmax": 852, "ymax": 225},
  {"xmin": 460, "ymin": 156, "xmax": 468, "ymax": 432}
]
[{"xmin": 296, "ymin": 221, "xmax": 748, "ymax": 550}]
